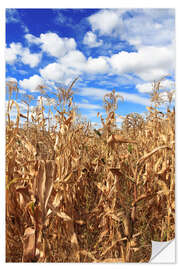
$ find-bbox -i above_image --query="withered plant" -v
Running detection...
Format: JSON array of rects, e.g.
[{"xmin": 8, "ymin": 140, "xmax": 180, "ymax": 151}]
[{"xmin": 6, "ymin": 78, "xmax": 175, "ymax": 262}]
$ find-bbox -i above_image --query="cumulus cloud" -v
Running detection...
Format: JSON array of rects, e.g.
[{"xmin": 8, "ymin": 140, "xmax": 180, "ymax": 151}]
[
  {"xmin": 40, "ymin": 32, "xmax": 76, "ymax": 58},
  {"xmin": 86, "ymin": 56, "xmax": 109, "ymax": 74},
  {"xmin": 6, "ymin": 42, "xmax": 42, "ymax": 67},
  {"xmin": 87, "ymin": 9, "xmax": 175, "ymax": 48},
  {"xmin": 22, "ymin": 16, "xmax": 174, "ymax": 84},
  {"xmin": 38, "ymin": 35, "xmax": 174, "ymax": 84},
  {"xmin": 19, "ymin": 75, "xmax": 45, "ymax": 92},
  {"xmin": 136, "ymin": 79, "xmax": 175, "ymax": 93},
  {"xmin": 6, "ymin": 50, "xmax": 17, "ymax": 65},
  {"xmin": 25, "ymin": 33, "xmax": 41, "ymax": 45},
  {"xmin": 22, "ymin": 32, "xmax": 173, "ymax": 88},
  {"xmin": 78, "ymin": 87, "xmax": 150, "ymax": 106},
  {"xmin": 21, "ymin": 48, "xmax": 42, "ymax": 68},
  {"xmin": 159, "ymin": 79, "xmax": 175, "ymax": 90},
  {"xmin": 136, "ymin": 82, "xmax": 154, "ymax": 93},
  {"xmin": 76, "ymin": 102, "xmax": 101, "ymax": 110},
  {"xmin": 83, "ymin": 31, "xmax": 103, "ymax": 47},
  {"xmin": 88, "ymin": 9, "xmax": 121, "ymax": 35},
  {"xmin": 121, "ymin": 9, "xmax": 175, "ymax": 48},
  {"xmin": 60, "ymin": 50, "xmax": 86, "ymax": 70},
  {"xmin": 40, "ymin": 62, "xmax": 80, "ymax": 85},
  {"xmin": 5, "ymin": 42, "xmax": 22, "ymax": 64},
  {"xmin": 60, "ymin": 51, "xmax": 109, "ymax": 75},
  {"xmin": 40, "ymin": 51, "xmax": 110, "ymax": 85},
  {"xmin": 5, "ymin": 9, "xmax": 176, "ymax": 118},
  {"xmin": 118, "ymin": 91, "xmax": 151, "ymax": 106},
  {"xmin": 78, "ymin": 87, "xmax": 109, "ymax": 100},
  {"xmin": 109, "ymin": 45, "xmax": 175, "ymax": 81},
  {"xmin": 25, "ymin": 32, "xmax": 77, "ymax": 59},
  {"xmin": 40, "ymin": 63, "xmax": 65, "ymax": 82},
  {"xmin": 6, "ymin": 9, "xmax": 175, "ymax": 97},
  {"xmin": 159, "ymin": 91, "xmax": 175, "ymax": 104}
]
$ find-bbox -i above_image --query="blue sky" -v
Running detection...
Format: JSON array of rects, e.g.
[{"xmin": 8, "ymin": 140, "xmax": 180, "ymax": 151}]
[{"xmin": 5, "ymin": 8, "xmax": 175, "ymax": 127}]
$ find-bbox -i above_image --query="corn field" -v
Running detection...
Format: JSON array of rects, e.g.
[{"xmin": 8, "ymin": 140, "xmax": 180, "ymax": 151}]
[{"xmin": 6, "ymin": 78, "xmax": 175, "ymax": 262}]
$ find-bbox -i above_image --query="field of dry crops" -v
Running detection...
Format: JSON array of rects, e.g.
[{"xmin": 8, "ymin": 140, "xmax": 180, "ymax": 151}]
[{"xmin": 6, "ymin": 79, "xmax": 175, "ymax": 262}]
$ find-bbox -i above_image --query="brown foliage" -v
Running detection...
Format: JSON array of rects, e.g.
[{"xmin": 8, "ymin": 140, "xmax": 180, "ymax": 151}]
[{"xmin": 6, "ymin": 79, "xmax": 175, "ymax": 262}]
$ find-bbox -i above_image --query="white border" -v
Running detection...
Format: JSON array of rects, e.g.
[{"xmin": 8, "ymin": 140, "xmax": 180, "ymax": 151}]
[
  {"xmin": 0, "ymin": 0, "xmax": 178, "ymax": 8},
  {"xmin": 0, "ymin": 1, "xmax": 179, "ymax": 268},
  {"xmin": 0, "ymin": 6, "xmax": 6, "ymax": 265}
]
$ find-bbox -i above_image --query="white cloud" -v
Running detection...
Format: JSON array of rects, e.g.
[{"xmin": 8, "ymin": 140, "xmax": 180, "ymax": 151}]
[
  {"xmin": 40, "ymin": 62, "xmax": 80, "ymax": 85},
  {"xmin": 136, "ymin": 79, "xmax": 175, "ymax": 93},
  {"xmin": 25, "ymin": 32, "xmax": 77, "ymax": 58},
  {"xmin": 81, "ymin": 99, "xmax": 89, "ymax": 104},
  {"xmin": 37, "ymin": 96, "xmax": 55, "ymax": 106},
  {"xmin": 118, "ymin": 91, "xmax": 151, "ymax": 106},
  {"xmin": 6, "ymin": 42, "xmax": 41, "ymax": 67},
  {"xmin": 121, "ymin": 9, "xmax": 175, "ymax": 48},
  {"xmin": 159, "ymin": 79, "xmax": 175, "ymax": 90},
  {"xmin": 159, "ymin": 91, "xmax": 175, "ymax": 104},
  {"xmin": 40, "ymin": 52, "xmax": 110, "ymax": 84},
  {"xmin": 21, "ymin": 24, "xmax": 29, "ymax": 34},
  {"xmin": 21, "ymin": 19, "xmax": 173, "ymax": 84},
  {"xmin": 6, "ymin": 9, "xmax": 29, "ymax": 33},
  {"xmin": 6, "ymin": 100, "xmax": 27, "ymax": 122},
  {"xmin": 40, "ymin": 63, "xmax": 64, "ymax": 81},
  {"xmin": 136, "ymin": 82, "xmax": 154, "ymax": 93},
  {"xmin": 60, "ymin": 50, "xmax": 86, "ymax": 70},
  {"xmin": 109, "ymin": 45, "xmax": 174, "ymax": 81},
  {"xmin": 21, "ymin": 48, "xmax": 42, "ymax": 68},
  {"xmin": 6, "ymin": 9, "xmax": 20, "ymax": 23},
  {"xmin": 40, "ymin": 32, "xmax": 76, "ymax": 58},
  {"xmin": 40, "ymin": 50, "xmax": 97, "ymax": 85},
  {"xmin": 6, "ymin": 14, "xmax": 174, "ymax": 90},
  {"xmin": 6, "ymin": 48, "xmax": 17, "ymax": 65},
  {"xmin": 78, "ymin": 87, "xmax": 109, "ymax": 100},
  {"xmin": 5, "ymin": 42, "xmax": 22, "ymax": 64},
  {"xmin": 36, "ymin": 34, "xmax": 172, "ymax": 83},
  {"xmin": 136, "ymin": 69, "xmax": 168, "ymax": 82},
  {"xmin": 76, "ymin": 102, "xmax": 101, "ymax": 110},
  {"xmin": 19, "ymin": 75, "xmax": 45, "ymax": 92},
  {"xmin": 87, "ymin": 9, "xmax": 175, "ymax": 48},
  {"xmin": 88, "ymin": 9, "xmax": 120, "ymax": 35},
  {"xmin": 6, "ymin": 77, "xmax": 17, "ymax": 83},
  {"xmin": 79, "ymin": 87, "xmax": 150, "ymax": 106},
  {"xmin": 83, "ymin": 31, "xmax": 103, "ymax": 47},
  {"xmin": 60, "ymin": 51, "xmax": 109, "ymax": 75},
  {"xmin": 25, "ymin": 33, "xmax": 41, "ymax": 45},
  {"xmin": 86, "ymin": 56, "xmax": 109, "ymax": 74}
]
